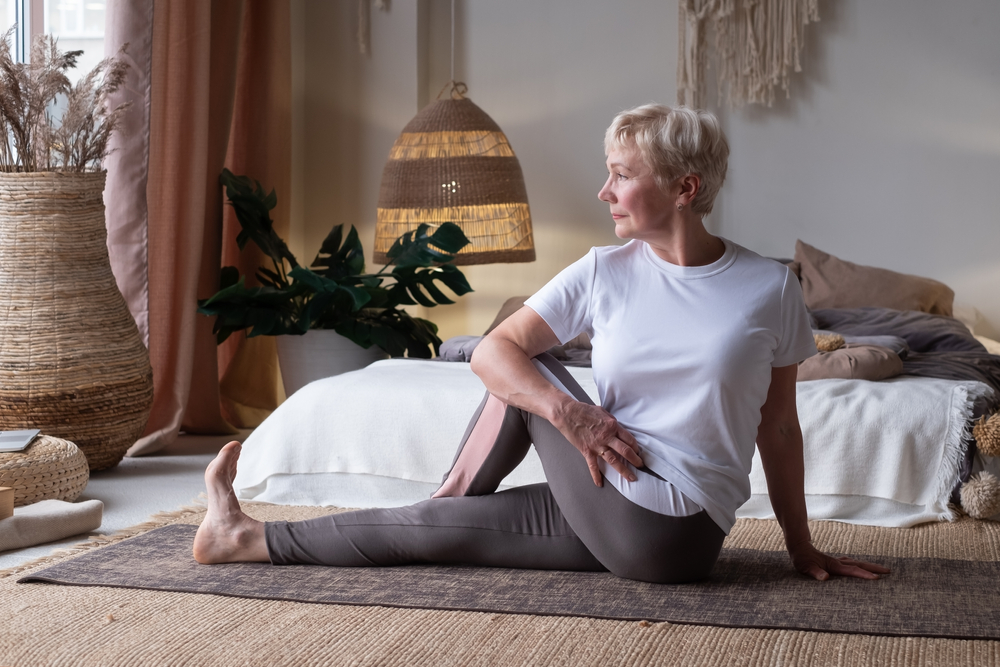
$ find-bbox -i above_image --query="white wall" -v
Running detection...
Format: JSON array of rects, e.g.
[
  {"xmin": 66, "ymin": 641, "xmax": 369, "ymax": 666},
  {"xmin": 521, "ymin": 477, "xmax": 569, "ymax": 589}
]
[
  {"xmin": 293, "ymin": 0, "xmax": 420, "ymax": 269},
  {"xmin": 295, "ymin": 0, "xmax": 1000, "ymax": 340},
  {"xmin": 716, "ymin": 0, "xmax": 1000, "ymax": 336}
]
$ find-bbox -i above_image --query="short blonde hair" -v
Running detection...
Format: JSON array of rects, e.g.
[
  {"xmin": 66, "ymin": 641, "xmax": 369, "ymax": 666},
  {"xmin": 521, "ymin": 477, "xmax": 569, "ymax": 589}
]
[{"xmin": 604, "ymin": 104, "xmax": 729, "ymax": 215}]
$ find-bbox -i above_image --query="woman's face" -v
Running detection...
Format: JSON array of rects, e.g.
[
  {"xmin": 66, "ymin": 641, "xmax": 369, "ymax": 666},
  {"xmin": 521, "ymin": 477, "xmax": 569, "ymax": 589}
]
[{"xmin": 598, "ymin": 143, "xmax": 674, "ymax": 242}]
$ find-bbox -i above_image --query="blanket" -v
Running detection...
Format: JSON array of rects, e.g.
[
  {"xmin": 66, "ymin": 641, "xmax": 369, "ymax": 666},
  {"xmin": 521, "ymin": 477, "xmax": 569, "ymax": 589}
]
[
  {"xmin": 740, "ymin": 378, "xmax": 991, "ymax": 526},
  {"xmin": 812, "ymin": 307, "xmax": 1000, "ymax": 402}
]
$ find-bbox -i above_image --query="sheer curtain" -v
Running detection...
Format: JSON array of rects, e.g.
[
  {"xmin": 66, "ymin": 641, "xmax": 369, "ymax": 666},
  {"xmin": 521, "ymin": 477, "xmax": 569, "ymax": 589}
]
[{"xmin": 104, "ymin": 0, "xmax": 292, "ymax": 456}]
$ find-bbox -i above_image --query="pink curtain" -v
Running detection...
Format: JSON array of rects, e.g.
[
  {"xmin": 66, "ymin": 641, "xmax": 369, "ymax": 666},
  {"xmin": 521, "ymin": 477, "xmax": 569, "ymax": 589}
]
[
  {"xmin": 104, "ymin": 0, "xmax": 291, "ymax": 456},
  {"xmin": 217, "ymin": 1, "xmax": 292, "ymax": 428}
]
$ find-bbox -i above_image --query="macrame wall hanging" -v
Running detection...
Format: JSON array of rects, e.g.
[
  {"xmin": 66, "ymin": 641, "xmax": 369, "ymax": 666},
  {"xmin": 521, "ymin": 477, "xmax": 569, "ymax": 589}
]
[{"xmin": 677, "ymin": 0, "xmax": 819, "ymax": 109}]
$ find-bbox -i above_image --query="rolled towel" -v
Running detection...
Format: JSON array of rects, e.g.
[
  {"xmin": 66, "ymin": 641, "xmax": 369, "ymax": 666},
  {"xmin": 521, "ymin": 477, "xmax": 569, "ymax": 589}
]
[{"xmin": 0, "ymin": 499, "xmax": 103, "ymax": 553}]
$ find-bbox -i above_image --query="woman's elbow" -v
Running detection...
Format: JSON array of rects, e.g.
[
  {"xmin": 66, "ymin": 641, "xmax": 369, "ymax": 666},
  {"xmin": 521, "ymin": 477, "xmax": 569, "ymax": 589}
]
[{"xmin": 469, "ymin": 335, "xmax": 494, "ymax": 378}]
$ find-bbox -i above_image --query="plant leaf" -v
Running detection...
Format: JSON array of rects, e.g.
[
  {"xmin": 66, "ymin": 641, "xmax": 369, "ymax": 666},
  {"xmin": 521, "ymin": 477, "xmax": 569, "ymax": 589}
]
[
  {"xmin": 384, "ymin": 264, "xmax": 474, "ymax": 310},
  {"xmin": 197, "ymin": 275, "xmax": 305, "ymax": 342},
  {"xmin": 288, "ymin": 266, "xmax": 372, "ymax": 311},
  {"xmin": 219, "ymin": 265, "xmax": 240, "ymax": 289},
  {"xmin": 310, "ymin": 224, "xmax": 366, "ymax": 280},
  {"xmin": 220, "ymin": 169, "xmax": 298, "ymax": 276},
  {"xmin": 385, "ymin": 222, "xmax": 470, "ymax": 269}
]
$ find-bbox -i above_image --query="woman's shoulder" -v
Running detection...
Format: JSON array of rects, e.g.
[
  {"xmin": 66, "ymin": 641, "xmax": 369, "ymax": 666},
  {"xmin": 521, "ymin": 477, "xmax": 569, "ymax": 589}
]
[
  {"xmin": 591, "ymin": 240, "xmax": 640, "ymax": 256},
  {"xmin": 728, "ymin": 241, "xmax": 796, "ymax": 283},
  {"xmin": 588, "ymin": 240, "xmax": 644, "ymax": 266}
]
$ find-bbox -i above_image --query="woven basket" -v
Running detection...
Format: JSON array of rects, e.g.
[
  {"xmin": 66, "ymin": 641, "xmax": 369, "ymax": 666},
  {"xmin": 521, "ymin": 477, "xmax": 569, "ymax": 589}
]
[
  {"xmin": 374, "ymin": 95, "xmax": 535, "ymax": 265},
  {"xmin": 0, "ymin": 435, "xmax": 89, "ymax": 507},
  {"xmin": 0, "ymin": 172, "xmax": 153, "ymax": 471}
]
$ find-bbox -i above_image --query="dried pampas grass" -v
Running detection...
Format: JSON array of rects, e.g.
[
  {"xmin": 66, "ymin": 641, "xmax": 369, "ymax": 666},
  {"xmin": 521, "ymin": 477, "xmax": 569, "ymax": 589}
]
[
  {"xmin": 960, "ymin": 471, "xmax": 1000, "ymax": 520},
  {"xmin": 973, "ymin": 413, "xmax": 1000, "ymax": 458},
  {"xmin": 0, "ymin": 26, "xmax": 129, "ymax": 173},
  {"xmin": 813, "ymin": 333, "xmax": 845, "ymax": 352}
]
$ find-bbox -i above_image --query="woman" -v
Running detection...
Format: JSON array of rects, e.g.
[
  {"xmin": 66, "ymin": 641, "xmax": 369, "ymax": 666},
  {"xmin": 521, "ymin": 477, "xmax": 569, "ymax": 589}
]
[{"xmin": 194, "ymin": 104, "xmax": 887, "ymax": 584}]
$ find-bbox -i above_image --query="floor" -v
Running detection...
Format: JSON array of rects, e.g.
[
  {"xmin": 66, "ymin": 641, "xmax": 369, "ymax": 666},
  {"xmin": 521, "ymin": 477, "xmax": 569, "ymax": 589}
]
[{"xmin": 0, "ymin": 430, "xmax": 250, "ymax": 571}]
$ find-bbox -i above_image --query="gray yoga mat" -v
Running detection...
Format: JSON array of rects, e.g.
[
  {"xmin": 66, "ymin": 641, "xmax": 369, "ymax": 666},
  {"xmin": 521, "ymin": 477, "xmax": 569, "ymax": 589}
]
[{"xmin": 19, "ymin": 523, "xmax": 1000, "ymax": 640}]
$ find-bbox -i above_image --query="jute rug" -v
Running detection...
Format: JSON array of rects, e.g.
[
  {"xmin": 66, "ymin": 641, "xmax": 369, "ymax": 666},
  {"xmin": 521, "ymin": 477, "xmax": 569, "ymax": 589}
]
[
  {"xmin": 18, "ymin": 523, "xmax": 1000, "ymax": 640},
  {"xmin": 2, "ymin": 502, "xmax": 999, "ymax": 667}
]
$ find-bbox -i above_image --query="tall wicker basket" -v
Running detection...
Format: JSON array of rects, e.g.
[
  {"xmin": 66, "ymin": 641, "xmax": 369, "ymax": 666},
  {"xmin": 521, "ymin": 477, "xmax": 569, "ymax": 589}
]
[{"xmin": 0, "ymin": 171, "xmax": 153, "ymax": 471}]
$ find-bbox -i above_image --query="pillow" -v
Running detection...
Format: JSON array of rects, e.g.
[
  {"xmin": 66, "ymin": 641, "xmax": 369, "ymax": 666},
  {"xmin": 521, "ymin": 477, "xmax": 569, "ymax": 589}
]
[
  {"xmin": 812, "ymin": 329, "xmax": 910, "ymax": 358},
  {"xmin": 794, "ymin": 240, "xmax": 954, "ymax": 316},
  {"xmin": 977, "ymin": 335, "xmax": 1000, "ymax": 356},
  {"xmin": 796, "ymin": 344, "xmax": 904, "ymax": 382}
]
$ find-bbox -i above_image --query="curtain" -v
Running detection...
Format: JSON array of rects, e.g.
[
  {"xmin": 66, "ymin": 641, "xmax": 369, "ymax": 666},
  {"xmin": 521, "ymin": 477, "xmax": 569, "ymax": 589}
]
[
  {"xmin": 104, "ymin": 0, "xmax": 292, "ymax": 456},
  {"xmin": 217, "ymin": 1, "xmax": 292, "ymax": 428}
]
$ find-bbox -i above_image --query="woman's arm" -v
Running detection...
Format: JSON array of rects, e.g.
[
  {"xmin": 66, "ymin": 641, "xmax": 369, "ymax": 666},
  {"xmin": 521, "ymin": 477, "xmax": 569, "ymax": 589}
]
[
  {"xmin": 756, "ymin": 364, "xmax": 890, "ymax": 580},
  {"xmin": 471, "ymin": 306, "xmax": 643, "ymax": 486}
]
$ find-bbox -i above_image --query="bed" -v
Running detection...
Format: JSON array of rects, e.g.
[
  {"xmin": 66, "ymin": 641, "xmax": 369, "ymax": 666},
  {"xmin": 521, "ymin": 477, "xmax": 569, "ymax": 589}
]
[{"xmin": 233, "ymin": 241, "xmax": 1000, "ymax": 527}]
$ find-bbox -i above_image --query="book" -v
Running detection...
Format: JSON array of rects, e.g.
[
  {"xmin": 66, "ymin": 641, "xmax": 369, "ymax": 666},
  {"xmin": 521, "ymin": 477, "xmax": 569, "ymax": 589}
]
[{"xmin": 0, "ymin": 429, "xmax": 40, "ymax": 453}]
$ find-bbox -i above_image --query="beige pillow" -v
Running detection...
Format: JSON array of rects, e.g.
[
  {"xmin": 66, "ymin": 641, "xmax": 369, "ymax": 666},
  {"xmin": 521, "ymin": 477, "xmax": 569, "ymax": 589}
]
[
  {"xmin": 794, "ymin": 240, "xmax": 954, "ymax": 316},
  {"xmin": 796, "ymin": 344, "xmax": 904, "ymax": 382},
  {"xmin": 484, "ymin": 296, "xmax": 591, "ymax": 350}
]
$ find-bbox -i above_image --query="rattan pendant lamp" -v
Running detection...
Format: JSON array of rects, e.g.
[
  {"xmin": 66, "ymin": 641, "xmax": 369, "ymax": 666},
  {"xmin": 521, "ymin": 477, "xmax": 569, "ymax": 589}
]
[
  {"xmin": 374, "ymin": 83, "xmax": 535, "ymax": 265},
  {"xmin": 373, "ymin": 2, "xmax": 534, "ymax": 265}
]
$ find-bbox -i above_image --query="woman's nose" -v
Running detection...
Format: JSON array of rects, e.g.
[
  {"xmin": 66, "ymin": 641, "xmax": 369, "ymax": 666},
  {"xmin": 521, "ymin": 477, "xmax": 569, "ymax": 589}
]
[{"xmin": 598, "ymin": 178, "xmax": 614, "ymax": 202}]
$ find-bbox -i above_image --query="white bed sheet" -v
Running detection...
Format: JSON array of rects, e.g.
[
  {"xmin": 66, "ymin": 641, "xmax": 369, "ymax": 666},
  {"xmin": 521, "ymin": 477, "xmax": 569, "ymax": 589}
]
[
  {"xmin": 235, "ymin": 359, "xmax": 992, "ymax": 527},
  {"xmin": 235, "ymin": 360, "xmax": 596, "ymax": 504}
]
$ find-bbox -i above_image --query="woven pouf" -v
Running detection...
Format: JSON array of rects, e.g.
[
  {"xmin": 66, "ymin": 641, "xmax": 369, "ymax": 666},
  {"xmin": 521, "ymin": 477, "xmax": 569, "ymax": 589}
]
[
  {"xmin": 0, "ymin": 436, "xmax": 89, "ymax": 507},
  {"xmin": 0, "ymin": 172, "xmax": 153, "ymax": 471}
]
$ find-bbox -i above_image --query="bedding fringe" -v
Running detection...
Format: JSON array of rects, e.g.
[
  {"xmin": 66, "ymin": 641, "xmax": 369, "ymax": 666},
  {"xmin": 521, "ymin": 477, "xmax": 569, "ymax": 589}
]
[{"xmin": 935, "ymin": 384, "xmax": 996, "ymax": 520}]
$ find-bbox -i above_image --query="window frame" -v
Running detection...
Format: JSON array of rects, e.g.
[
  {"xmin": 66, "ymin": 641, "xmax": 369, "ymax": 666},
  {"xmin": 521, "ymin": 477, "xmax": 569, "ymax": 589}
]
[{"xmin": 12, "ymin": 0, "xmax": 43, "ymax": 62}]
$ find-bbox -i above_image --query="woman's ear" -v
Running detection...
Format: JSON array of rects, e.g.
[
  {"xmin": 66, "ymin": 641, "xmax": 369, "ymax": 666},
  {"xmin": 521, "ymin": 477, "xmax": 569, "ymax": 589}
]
[{"xmin": 676, "ymin": 174, "xmax": 701, "ymax": 208}]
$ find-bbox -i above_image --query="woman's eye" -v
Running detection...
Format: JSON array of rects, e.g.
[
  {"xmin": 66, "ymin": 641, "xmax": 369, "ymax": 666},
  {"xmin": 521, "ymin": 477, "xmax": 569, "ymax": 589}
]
[{"xmin": 616, "ymin": 172, "xmax": 627, "ymax": 180}]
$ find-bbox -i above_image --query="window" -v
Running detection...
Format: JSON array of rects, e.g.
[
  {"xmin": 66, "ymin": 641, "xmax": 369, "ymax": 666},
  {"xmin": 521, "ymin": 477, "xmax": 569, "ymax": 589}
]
[
  {"xmin": 2, "ymin": 0, "xmax": 105, "ymax": 78},
  {"xmin": 0, "ymin": 1, "xmax": 15, "ymax": 36},
  {"xmin": 45, "ymin": 0, "xmax": 105, "ymax": 82}
]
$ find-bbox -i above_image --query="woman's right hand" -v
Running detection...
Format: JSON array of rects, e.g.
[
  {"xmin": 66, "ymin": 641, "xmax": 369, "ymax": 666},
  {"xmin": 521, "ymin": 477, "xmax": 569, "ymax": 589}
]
[
  {"xmin": 470, "ymin": 307, "xmax": 643, "ymax": 486},
  {"xmin": 552, "ymin": 399, "xmax": 644, "ymax": 486}
]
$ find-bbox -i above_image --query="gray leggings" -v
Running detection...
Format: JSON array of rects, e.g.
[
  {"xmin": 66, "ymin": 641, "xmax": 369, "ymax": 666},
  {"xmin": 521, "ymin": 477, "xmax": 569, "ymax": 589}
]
[{"xmin": 265, "ymin": 354, "xmax": 725, "ymax": 583}]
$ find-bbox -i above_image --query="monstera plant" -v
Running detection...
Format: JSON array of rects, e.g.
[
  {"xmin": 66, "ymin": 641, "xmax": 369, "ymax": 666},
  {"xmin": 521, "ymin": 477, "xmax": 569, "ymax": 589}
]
[{"xmin": 198, "ymin": 169, "xmax": 473, "ymax": 358}]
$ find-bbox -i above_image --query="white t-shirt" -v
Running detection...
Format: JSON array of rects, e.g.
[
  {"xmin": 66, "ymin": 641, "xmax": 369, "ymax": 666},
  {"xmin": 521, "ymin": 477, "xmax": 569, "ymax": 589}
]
[{"xmin": 525, "ymin": 238, "xmax": 816, "ymax": 533}]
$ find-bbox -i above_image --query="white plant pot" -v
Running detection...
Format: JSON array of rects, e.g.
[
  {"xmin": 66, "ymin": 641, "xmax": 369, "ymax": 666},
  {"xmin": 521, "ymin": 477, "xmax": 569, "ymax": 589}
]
[{"xmin": 276, "ymin": 330, "xmax": 389, "ymax": 397}]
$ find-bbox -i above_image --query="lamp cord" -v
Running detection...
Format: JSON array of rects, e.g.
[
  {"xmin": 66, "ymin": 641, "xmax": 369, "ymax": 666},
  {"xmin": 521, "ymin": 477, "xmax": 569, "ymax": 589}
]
[
  {"xmin": 435, "ymin": 0, "xmax": 466, "ymax": 101},
  {"xmin": 435, "ymin": 80, "xmax": 467, "ymax": 100}
]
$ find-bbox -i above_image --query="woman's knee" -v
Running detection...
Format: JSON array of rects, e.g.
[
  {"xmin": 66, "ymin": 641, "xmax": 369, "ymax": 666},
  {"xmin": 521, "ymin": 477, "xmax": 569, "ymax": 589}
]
[
  {"xmin": 598, "ymin": 542, "xmax": 720, "ymax": 584},
  {"xmin": 592, "ymin": 512, "xmax": 726, "ymax": 584}
]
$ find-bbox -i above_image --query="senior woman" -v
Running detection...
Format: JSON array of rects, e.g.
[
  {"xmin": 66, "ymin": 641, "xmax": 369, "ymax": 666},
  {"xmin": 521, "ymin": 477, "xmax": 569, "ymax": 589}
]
[{"xmin": 194, "ymin": 104, "xmax": 887, "ymax": 584}]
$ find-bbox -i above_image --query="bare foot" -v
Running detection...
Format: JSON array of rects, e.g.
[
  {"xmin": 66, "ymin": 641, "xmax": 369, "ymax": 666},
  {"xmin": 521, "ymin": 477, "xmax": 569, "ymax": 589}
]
[{"xmin": 192, "ymin": 441, "xmax": 269, "ymax": 564}]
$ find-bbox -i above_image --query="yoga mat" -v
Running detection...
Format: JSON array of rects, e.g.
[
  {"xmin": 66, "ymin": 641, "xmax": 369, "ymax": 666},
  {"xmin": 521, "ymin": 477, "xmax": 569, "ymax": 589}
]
[{"xmin": 19, "ymin": 523, "xmax": 1000, "ymax": 641}]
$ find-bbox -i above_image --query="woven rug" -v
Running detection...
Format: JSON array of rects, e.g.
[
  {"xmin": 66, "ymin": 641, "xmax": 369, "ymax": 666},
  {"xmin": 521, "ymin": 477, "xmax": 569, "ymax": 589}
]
[
  {"xmin": 2, "ymin": 503, "xmax": 1000, "ymax": 667},
  {"xmin": 17, "ymin": 522, "xmax": 1000, "ymax": 641}
]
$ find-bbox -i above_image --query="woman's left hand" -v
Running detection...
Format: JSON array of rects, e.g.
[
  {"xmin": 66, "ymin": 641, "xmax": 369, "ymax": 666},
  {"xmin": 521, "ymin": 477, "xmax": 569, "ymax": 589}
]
[{"xmin": 789, "ymin": 541, "xmax": 890, "ymax": 581}]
